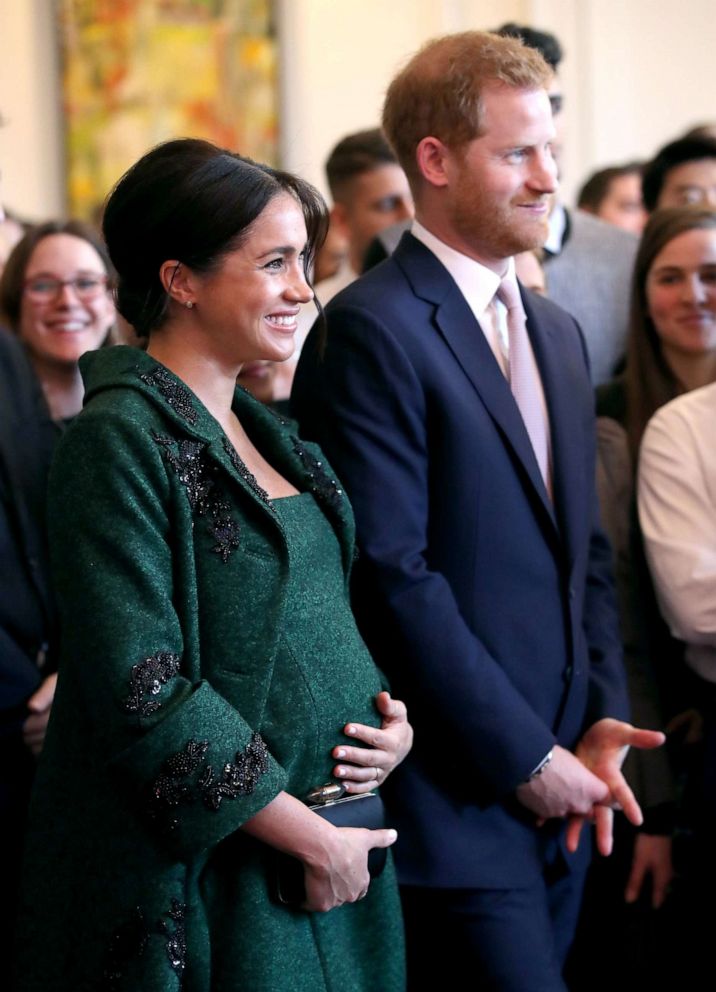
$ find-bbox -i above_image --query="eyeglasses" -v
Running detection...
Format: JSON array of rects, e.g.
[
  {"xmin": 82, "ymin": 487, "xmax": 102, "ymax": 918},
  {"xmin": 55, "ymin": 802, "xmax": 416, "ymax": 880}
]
[{"xmin": 23, "ymin": 274, "xmax": 109, "ymax": 303}]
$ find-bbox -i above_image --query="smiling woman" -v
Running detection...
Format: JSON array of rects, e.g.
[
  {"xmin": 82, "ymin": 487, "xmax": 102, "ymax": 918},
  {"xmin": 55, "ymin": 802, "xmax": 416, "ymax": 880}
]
[
  {"xmin": 0, "ymin": 220, "xmax": 116, "ymax": 420},
  {"xmin": 0, "ymin": 219, "xmax": 116, "ymax": 971},
  {"xmin": 14, "ymin": 139, "xmax": 410, "ymax": 992}
]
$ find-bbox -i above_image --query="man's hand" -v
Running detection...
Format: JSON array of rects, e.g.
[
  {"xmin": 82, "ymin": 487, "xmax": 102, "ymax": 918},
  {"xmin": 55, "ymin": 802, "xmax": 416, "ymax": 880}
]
[
  {"xmin": 23, "ymin": 673, "xmax": 58, "ymax": 756},
  {"xmin": 625, "ymin": 834, "xmax": 673, "ymax": 909},
  {"xmin": 516, "ymin": 744, "xmax": 609, "ymax": 820},
  {"xmin": 565, "ymin": 718, "xmax": 665, "ymax": 855}
]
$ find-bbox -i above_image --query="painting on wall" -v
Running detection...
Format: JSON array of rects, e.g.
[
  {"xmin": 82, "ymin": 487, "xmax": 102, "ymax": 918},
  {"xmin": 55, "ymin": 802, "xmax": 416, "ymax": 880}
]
[{"xmin": 59, "ymin": 0, "xmax": 278, "ymax": 220}]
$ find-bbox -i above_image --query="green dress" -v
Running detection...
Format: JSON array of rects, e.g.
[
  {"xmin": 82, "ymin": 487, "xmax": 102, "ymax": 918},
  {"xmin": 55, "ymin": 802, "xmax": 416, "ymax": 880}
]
[{"xmin": 16, "ymin": 347, "xmax": 405, "ymax": 992}]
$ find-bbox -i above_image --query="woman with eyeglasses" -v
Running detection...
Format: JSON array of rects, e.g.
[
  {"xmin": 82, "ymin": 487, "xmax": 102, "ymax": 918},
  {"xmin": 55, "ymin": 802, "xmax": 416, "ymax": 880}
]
[{"xmin": 0, "ymin": 220, "xmax": 116, "ymax": 966}]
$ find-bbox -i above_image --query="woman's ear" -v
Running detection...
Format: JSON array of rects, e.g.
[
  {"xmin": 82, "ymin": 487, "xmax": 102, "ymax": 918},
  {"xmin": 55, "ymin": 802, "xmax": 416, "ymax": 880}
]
[{"xmin": 159, "ymin": 260, "xmax": 197, "ymax": 308}]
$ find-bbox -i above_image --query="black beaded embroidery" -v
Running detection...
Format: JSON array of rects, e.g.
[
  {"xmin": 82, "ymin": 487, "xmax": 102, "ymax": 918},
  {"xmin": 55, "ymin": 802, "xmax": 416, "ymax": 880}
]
[
  {"xmin": 153, "ymin": 433, "xmax": 240, "ymax": 562},
  {"xmin": 148, "ymin": 734, "xmax": 269, "ymax": 827},
  {"xmin": 104, "ymin": 901, "xmax": 186, "ymax": 989},
  {"xmin": 263, "ymin": 401, "xmax": 288, "ymax": 427},
  {"xmin": 139, "ymin": 367, "xmax": 198, "ymax": 425},
  {"xmin": 291, "ymin": 438, "xmax": 344, "ymax": 510},
  {"xmin": 149, "ymin": 739, "xmax": 210, "ymax": 828},
  {"xmin": 158, "ymin": 900, "xmax": 187, "ymax": 976},
  {"xmin": 222, "ymin": 437, "xmax": 273, "ymax": 508},
  {"xmin": 198, "ymin": 732, "xmax": 270, "ymax": 811},
  {"xmin": 124, "ymin": 651, "xmax": 180, "ymax": 717}
]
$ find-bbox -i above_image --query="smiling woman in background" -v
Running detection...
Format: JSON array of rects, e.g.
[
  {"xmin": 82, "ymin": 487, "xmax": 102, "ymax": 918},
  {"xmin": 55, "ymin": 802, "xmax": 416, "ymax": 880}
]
[
  {"xmin": 0, "ymin": 219, "xmax": 116, "ymax": 969},
  {"xmin": 1, "ymin": 220, "xmax": 116, "ymax": 422},
  {"xmin": 570, "ymin": 206, "xmax": 716, "ymax": 986},
  {"xmin": 14, "ymin": 139, "xmax": 410, "ymax": 992}
]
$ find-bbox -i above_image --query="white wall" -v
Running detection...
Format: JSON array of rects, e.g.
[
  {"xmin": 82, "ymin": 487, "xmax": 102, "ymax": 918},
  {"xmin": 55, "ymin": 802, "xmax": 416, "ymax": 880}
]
[
  {"xmin": 277, "ymin": 0, "xmax": 526, "ymax": 200},
  {"xmin": 2, "ymin": 1, "xmax": 716, "ymax": 218},
  {"xmin": 0, "ymin": 0, "xmax": 64, "ymax": 220},
  {"xmin": 579, "ymin": 0, "xmax": 716, "ymax": 168}
]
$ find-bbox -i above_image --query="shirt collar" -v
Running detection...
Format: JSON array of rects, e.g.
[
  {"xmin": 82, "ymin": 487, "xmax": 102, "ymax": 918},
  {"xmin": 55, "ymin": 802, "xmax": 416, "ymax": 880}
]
[
  {"xmin": 544, "ymin": 202, "xmax": 567, "ymax": 255},
  {"xmin": 411, "ymin": 219, "xmax": 515, "ymax": 313}
]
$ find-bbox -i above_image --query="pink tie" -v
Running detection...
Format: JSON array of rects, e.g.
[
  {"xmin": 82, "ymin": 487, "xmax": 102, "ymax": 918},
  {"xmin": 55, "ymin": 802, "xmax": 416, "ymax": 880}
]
[{"xmin": 497, "ymin": 278, "xmax": 552, "ymax": 497}]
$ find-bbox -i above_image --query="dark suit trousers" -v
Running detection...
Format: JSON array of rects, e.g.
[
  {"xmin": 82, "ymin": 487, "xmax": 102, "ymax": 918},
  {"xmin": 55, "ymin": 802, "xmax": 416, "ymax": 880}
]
[{"xmin": 400, "ymin": 837, "xmax": 588, "ymax": 992}]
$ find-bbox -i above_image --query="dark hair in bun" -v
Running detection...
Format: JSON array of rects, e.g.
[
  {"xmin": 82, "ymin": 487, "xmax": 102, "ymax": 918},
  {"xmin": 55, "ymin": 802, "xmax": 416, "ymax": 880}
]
[{"xmin": 102, "ymin": 138, "xmax": 328, "ymax": 337}]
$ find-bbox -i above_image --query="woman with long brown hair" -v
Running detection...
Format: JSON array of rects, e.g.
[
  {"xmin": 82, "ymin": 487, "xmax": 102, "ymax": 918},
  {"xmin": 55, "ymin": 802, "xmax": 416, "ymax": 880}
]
[{"xmin": 571, "ymin": 206, "xmax": 716, "ymax": 985}]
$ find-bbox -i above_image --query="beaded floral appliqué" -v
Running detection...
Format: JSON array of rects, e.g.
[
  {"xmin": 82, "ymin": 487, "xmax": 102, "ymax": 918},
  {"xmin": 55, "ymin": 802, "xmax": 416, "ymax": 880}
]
[
  {"xmin": 159, "ymin": 900, "xmax": 187, "ymax": 975},
  {"xmin": 291, "ymin": 438, "xmax": 344, "ymax": 510},
  {"xmin": 124, "ymin": 651, "xmax": 180, "ymax": 717},
  {"xmin": 148, "ymin": 734, "xmax": 269, "ymax": 828},
  {"xmin": 139, "ymin": 367, "xmax": 198, "ymax": 425},
  {"xmin": 153, "ymin": 433, "xmax": 240, "ymax": 562},
  {"xmin": 222, "ymin": 437, "xmax": 273, "ymax": 508},
  {"xmin": 198, "ymin": 732, "xmax": 270, "ymax": 810},
  {"xmin": 104, "ymin": 900, "xmax": 186, "ymax": 989},
  {"xmin": 150, "ymin": 739, "xmax": 210, "ymax": 827}
]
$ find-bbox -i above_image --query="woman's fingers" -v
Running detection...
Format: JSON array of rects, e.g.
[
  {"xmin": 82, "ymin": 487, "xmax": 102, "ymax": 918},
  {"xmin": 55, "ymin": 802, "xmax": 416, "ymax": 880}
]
[
  {"xmin": 333, "ymin": 761, "xmax": 383, "ymax": 793},
  {"xmin": 342, "ymin": 721, "xmax": 387, "ymax": 748},
  {"xmin": 333, "ymin": 743, "xmax": 389, "ymax": 766}
]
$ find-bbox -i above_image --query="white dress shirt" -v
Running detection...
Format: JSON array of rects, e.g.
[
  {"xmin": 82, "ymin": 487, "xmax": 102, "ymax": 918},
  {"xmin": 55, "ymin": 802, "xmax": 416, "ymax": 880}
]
[
  {"xmin": 638, "ymin": 382, "xmax": 716, "ymax": 682},
  {"xmin": 411, "ymin": 219, "xmax": 550, "ymax": 444}
]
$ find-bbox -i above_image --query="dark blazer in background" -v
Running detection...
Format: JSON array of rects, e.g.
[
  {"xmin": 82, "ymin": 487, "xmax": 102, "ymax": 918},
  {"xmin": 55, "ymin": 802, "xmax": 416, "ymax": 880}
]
[
  {"xmin": 0, "ymin": 327, "xmax": 58, "ymax": 974},
  {"xmin": 0, "ymin": 327, "xmax": 57, "ymax": 735},
  {"xmin": 293, "ymin": 233, "xmax": 628, "ymax": 889}
]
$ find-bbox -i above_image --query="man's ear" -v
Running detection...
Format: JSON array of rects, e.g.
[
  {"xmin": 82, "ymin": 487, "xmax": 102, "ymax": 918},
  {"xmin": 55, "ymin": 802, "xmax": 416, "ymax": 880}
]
[
  {"xmin": 329, "ymin": 202, "xmax": 351, "ymax": 240},
  {"xmin": 415, "ymin": 137, "xmax": 451, "ymax": 189},
  {"xmin": 159, "ymin": 260, "xmax": 196, "ymax": 307}
]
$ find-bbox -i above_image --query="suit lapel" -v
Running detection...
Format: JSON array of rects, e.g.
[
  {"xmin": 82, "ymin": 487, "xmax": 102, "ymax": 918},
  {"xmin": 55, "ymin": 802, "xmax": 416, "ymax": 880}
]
[{"xmin": 395, "ymin": 236, "xmax": 558, "ymax": 537}]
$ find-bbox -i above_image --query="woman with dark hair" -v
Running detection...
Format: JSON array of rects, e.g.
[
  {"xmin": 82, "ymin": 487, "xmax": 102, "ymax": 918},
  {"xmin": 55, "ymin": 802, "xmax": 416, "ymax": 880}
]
[
  {"xmin": 570, "ymin": 206, "xmax": 716, "ymax": 985},
  {"xmin": 602, "ymin": 206, "xmax": 716, "ymax": 454},
  {"xmin": 0, "ymin": 220, "xmax": 115, "ymax": 967},
  {"xmin": 0, "ymin": 220, "xmax": 116, "ymax": 422},
  {"xmin": 16, "ymin": 139, "xmax": 410, "ymax": 992}
]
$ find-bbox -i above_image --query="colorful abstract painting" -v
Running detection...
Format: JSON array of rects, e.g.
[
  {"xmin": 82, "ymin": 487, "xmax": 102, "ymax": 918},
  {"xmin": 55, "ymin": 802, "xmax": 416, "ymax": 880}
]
[{"xmin": 60, "ymin": 0, "xmax": 277, "ymax": 219}]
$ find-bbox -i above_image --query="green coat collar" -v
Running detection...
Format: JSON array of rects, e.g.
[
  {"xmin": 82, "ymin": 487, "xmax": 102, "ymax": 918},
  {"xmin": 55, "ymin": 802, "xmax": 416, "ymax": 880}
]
[{"xmin": 80, "ymin": 347, "xmax": 355, "ymax": 570}]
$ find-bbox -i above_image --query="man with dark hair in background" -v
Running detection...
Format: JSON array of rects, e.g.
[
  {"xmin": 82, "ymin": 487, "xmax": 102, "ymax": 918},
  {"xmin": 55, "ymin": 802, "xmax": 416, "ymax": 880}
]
[
  {"xmin": 277, "ymin": 127, "xmax": 413, "ymax": 399},
  {"xmin": 577, "ymin": 163, "xmax": 647, "ymax": 235},
  {"xmin": 318, "ymin": 127, "xmax": 413, "ymax": 304},
  {"xmin": 642, "ymin": 134, "xmax": 716, "ymax": 211}
]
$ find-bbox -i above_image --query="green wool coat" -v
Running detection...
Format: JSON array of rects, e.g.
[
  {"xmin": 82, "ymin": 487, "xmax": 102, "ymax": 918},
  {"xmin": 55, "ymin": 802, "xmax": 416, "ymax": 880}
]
[{"xmin": 16, "ymin": 346, "xmax": 405, "ymax": 992}]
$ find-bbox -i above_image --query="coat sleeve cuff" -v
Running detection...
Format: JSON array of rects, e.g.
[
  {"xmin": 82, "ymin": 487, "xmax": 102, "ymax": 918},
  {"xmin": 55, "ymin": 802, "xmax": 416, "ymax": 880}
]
[{"xmin": 110, "ymin": 680, "xmax": 287, "ymax": 858}]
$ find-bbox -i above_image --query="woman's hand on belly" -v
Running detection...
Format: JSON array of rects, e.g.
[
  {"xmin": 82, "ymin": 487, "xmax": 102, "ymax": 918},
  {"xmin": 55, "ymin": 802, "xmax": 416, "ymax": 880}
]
[{"xmin": 332, "ymin": 692, "xmax": 413, "ymax": 793}]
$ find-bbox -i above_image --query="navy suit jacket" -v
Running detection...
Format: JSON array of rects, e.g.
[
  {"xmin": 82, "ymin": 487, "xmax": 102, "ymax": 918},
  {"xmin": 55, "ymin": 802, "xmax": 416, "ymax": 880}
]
[{"xmin": 293, "ymin": 233, "xmax": 628, "ymax": 888}]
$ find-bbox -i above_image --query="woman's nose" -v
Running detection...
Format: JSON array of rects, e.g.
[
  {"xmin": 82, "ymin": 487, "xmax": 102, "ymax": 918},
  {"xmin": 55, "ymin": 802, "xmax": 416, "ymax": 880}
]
[
  {"xmin": 286, "ymin": 266, "xmax": 314, "ymax": 304},
  {"xmin": 682, "ymin": 275, "xmax": 707, "ymax": 305}
]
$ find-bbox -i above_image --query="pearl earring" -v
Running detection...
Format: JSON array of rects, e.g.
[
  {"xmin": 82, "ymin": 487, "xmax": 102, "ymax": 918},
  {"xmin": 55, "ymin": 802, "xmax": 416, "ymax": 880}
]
[{"xmin": 184, "ymin": 301, "xmax": 195, "ymax": 310}]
